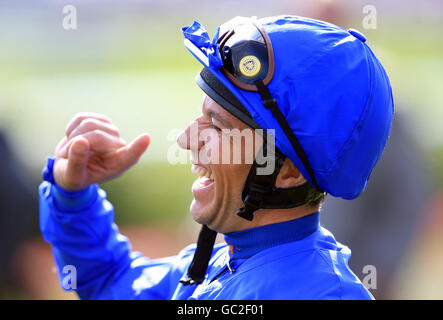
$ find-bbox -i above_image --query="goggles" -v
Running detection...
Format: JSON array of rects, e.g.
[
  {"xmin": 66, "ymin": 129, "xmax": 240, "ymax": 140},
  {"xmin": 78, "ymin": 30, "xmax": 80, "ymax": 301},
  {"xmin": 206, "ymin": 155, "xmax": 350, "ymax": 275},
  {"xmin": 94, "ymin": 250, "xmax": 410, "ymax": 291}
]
[{"xmin": 216, "ymin": 17, "xmax": 275, "ymax": 91}]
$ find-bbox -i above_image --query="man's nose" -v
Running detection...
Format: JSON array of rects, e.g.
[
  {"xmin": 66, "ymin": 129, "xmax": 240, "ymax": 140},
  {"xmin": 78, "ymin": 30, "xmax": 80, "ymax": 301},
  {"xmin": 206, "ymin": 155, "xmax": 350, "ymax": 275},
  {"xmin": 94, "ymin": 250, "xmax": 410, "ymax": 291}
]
[{"xmin": 177, "ymin": 120, "xmax": 203, "ymax": 151}]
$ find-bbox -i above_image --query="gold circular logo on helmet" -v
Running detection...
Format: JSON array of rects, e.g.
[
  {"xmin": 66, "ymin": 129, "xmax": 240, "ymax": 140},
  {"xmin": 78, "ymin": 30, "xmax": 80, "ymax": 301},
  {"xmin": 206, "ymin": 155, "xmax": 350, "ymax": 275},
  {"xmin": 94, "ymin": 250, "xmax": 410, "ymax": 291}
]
[{"xmin": 239, "ymin": 55, "xmax": 261, "ymax": 77}]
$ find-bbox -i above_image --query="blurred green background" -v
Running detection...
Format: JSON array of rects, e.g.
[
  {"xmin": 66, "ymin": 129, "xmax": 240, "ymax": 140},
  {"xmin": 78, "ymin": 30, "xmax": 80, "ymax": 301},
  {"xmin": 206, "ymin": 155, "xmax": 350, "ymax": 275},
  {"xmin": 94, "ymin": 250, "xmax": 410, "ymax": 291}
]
[
  {"xmin": 1, "ymin": 1, "xmax": 442, "ymax": 224},
  {"xmin": 0, "ymin": 0, "xmax": 442, "ymax": 299}
]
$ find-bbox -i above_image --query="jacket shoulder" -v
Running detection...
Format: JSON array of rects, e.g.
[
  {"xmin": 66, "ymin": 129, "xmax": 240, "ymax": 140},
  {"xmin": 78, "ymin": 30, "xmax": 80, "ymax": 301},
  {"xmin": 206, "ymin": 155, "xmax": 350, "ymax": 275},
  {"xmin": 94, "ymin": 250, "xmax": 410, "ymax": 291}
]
[{"xmin": 223, "ymin": 245, "xmax": 373, "ymax": 300}]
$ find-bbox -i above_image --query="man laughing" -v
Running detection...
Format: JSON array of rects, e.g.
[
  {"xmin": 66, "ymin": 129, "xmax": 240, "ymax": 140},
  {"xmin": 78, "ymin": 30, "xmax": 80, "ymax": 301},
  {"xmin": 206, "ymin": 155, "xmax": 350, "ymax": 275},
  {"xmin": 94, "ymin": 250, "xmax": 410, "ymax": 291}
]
[{"xmin": 39, "ymin": 15, "xmax": 393, "ymax": 299}]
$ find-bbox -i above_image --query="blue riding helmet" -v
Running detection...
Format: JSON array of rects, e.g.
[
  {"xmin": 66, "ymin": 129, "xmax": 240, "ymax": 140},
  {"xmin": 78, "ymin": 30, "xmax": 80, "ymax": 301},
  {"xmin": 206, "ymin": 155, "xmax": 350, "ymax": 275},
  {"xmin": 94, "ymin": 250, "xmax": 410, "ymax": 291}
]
[{"xmin": 182, "ymin": 15, "xmax": 394, "ymax": 200}]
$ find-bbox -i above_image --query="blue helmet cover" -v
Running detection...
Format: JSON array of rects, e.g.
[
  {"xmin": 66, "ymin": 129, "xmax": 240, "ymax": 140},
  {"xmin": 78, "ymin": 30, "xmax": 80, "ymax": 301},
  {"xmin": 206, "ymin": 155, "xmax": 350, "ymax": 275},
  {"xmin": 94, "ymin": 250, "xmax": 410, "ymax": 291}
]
[{"xmin": 182, "ymin": 15, "xmax": 394, "ymax": 200}]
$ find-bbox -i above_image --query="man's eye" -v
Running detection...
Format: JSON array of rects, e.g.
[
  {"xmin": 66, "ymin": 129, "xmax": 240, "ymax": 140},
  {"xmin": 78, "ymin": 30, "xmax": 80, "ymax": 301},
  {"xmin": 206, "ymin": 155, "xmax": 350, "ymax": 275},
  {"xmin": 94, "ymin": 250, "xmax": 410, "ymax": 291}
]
[{"xmin": 211, "ymin": 124, "xmax": 221, "ymax": 132}]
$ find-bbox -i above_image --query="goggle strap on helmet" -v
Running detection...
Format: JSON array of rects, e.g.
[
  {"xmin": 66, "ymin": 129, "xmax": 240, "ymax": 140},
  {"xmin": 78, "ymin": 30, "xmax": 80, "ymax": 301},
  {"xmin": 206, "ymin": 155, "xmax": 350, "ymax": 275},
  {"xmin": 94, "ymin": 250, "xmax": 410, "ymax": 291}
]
[
  {"xmin": 255, "ymin": 80, "xmax": 324, "ymax": 193},
  {"xmin": 180, "ymin": 224, "xmax": 217, "ymax": 286}
]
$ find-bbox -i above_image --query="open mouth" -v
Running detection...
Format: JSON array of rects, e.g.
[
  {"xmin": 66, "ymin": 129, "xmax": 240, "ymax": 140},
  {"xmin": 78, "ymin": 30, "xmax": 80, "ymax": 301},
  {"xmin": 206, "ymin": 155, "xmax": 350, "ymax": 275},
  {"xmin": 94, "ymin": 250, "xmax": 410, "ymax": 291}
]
[{"xmin": 192, "ymin": 164, "xmax": 214, "ymax": 189}]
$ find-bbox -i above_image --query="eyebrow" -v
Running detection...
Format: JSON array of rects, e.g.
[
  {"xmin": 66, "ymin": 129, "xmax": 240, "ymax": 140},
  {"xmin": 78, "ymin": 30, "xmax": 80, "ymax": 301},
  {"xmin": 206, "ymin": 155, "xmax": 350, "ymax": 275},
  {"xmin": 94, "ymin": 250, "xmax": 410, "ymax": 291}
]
[{"xmin": 208, "ymin": 110, "xmax": 233, "ymax": 129}]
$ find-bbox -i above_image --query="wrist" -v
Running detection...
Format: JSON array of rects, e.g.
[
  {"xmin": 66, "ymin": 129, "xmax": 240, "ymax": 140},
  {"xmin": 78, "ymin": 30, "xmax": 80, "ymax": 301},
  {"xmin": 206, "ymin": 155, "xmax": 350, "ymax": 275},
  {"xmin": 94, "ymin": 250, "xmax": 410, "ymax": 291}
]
[{"xmin": 52, "ymin": 182, "xmax": 99, "ymax": 212}]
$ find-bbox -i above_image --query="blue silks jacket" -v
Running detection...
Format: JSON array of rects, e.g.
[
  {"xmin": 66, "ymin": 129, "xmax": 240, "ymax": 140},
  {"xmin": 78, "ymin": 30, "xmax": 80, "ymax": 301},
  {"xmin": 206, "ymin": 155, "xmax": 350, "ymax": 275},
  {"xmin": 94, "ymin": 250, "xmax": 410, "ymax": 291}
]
[{"xmin": 39, "ymin": 181, "xmax": 373, "ymax": 300}]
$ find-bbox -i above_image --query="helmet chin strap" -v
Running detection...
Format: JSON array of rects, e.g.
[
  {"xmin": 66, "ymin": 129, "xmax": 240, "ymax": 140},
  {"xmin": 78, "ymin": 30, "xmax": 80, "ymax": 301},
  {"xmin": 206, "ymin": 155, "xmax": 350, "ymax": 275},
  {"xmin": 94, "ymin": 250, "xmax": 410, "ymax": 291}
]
[
  {"xmin": 180, "ymin": 138, "xmax": 313, "ymax": 286},
  {"xmin": 237, "ymin": 143, "xmax": 313, "ymax": 221},
  {"xmin": 180, "ymin": 224, "xmax": 217, "ymax": 286}
]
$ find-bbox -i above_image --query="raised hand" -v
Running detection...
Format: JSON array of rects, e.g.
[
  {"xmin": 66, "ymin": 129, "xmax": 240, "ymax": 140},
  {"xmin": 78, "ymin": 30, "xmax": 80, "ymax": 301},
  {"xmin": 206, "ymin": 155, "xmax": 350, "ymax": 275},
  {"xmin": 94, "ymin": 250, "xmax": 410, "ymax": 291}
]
[{"xmin": 53, "ymin": 112, "xmax": 150, "ymax": 191}]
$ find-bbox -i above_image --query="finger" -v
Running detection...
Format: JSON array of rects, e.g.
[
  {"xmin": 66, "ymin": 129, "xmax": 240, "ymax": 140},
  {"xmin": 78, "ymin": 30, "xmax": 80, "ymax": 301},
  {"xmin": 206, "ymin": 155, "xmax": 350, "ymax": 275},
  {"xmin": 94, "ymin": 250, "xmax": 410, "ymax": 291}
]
[
  {"xmin": 66, "ymin": 112, "xmax": 112, "ymax": 137},
  {"xmin": 67, "ymin": 118, "xmax": 120, "ymax": 141},
  {"xmin": 55, "ymin": 136, "xmax": 68, "ymax": 157},
  {"xmin": 64, "ymin": 137, "xmax": 90, "ymax": 188},
  {"xmin": 114, "ymin": 133, "xmax": 151, "ymax": 169},
  {"xmin": 61, "ymin": 130, "xmax": 126, "ymax": 158}
]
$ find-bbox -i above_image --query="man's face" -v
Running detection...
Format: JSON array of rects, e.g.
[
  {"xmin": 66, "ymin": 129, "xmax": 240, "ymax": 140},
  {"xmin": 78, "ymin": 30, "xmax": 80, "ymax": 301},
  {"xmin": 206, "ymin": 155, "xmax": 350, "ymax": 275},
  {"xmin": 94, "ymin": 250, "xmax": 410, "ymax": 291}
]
[{"xmin": 177, "ymin": 95, "xmax": 261, "ymax": 233}]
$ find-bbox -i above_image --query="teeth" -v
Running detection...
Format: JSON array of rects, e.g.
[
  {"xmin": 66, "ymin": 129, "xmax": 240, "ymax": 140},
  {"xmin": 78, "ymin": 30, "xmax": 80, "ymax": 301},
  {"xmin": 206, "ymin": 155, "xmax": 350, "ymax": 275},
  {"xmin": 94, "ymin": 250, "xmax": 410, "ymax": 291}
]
[{"xmin": 192, "ymin": 164, "xmax": 214, "ymax": 180}]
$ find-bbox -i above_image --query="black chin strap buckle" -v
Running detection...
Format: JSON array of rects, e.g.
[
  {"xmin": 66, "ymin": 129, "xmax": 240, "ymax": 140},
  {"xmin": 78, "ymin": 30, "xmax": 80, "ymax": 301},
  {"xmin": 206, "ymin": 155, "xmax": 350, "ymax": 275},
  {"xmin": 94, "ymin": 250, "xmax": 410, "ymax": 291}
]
[
  {"xmin": 179, "ymin": 275, "xmax": 201, "ymax": 286},
  {"xmin": 236, "ymin": 192, "xmax": 263, "ymax": 221},
  {"xmin": 236, "ymin": 143, "xmax": 285, "ymax": 222}
]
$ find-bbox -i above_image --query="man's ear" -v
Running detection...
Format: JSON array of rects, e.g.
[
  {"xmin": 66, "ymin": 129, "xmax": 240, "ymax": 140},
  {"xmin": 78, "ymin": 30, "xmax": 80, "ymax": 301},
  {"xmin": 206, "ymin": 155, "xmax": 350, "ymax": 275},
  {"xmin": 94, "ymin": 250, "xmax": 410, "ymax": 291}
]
[{"xmin": 275, "ymin": 158, "xmax": 307, "ymax": 188}]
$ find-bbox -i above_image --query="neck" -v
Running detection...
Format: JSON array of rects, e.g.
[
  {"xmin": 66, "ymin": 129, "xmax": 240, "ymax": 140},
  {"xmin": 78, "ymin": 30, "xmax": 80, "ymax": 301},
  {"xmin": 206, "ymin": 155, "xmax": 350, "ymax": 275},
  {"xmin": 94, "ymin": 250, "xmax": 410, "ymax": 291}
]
[
  {"xmin": 224, "ymin": 211, "xmax": 321, "ymax": 260},
  {"xmin": 221, "ymin": 204, "xmax": 320, "ymax": 234}
]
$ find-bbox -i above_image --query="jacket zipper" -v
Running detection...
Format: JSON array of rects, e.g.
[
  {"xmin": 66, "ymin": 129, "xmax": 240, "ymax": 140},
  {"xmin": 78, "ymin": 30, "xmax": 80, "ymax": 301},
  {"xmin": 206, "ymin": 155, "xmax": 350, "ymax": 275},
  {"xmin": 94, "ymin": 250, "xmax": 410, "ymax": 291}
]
[
  {"xmin": 210, "ymin": 266, "xmax": 229, "ymax": 284},
  {"xmin": 209, "ymin": 260, "xmax": 236, "ymax": 284}
]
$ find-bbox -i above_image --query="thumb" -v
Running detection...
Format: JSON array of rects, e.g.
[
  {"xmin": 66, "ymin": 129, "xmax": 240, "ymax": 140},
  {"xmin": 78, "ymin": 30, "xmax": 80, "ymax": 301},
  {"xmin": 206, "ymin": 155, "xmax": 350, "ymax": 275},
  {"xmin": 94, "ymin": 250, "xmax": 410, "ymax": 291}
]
[
  {"xmin": 65, "ymin": 137, "xmax": 90, "ymax": 187},
  {"xmin": 116, "ymin": 133, "xmax": 151, "ymax": 169}
]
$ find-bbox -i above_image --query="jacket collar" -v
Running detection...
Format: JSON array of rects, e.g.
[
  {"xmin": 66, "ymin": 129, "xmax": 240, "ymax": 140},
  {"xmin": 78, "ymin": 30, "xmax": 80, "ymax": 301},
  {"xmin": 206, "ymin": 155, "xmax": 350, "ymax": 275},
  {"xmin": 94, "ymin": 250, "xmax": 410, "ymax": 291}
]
[{"xmin": 224, "ymin": 211, "xmax": 320, "ymax": 260}]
